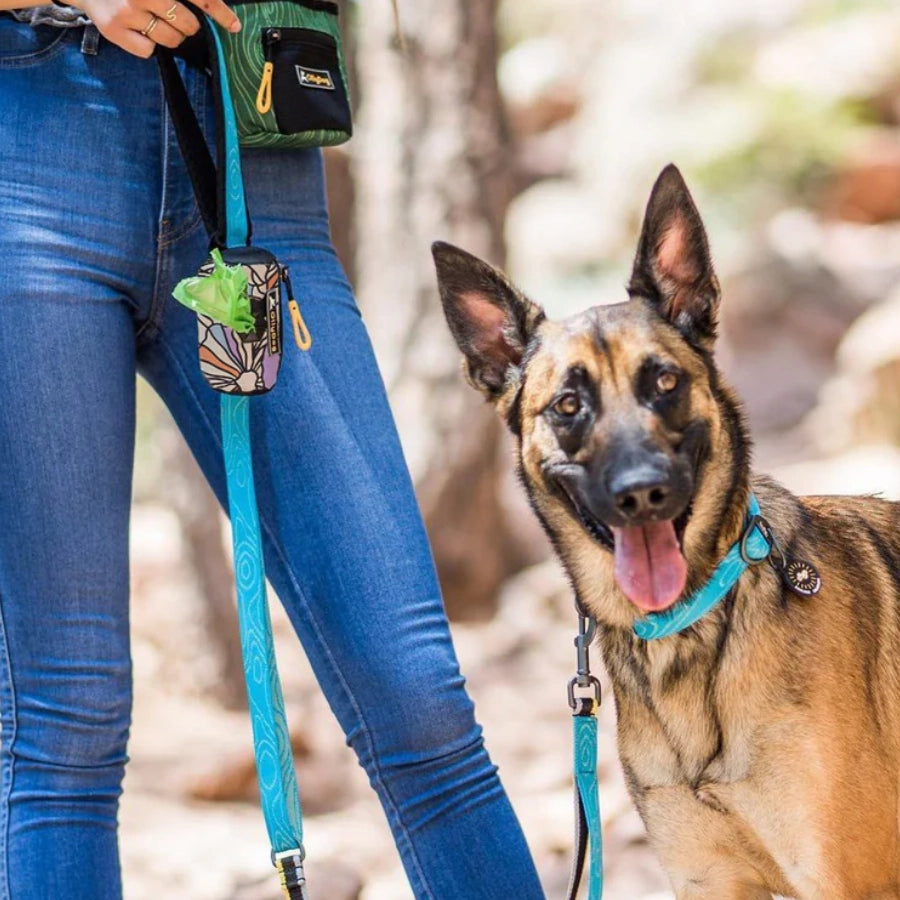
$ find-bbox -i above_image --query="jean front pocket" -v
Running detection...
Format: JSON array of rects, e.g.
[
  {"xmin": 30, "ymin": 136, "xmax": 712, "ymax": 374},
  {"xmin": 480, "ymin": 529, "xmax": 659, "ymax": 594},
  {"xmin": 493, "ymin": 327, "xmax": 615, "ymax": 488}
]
[{"xmin": 0, "ymin": 17, "xmax": 72, "ymax": 68}]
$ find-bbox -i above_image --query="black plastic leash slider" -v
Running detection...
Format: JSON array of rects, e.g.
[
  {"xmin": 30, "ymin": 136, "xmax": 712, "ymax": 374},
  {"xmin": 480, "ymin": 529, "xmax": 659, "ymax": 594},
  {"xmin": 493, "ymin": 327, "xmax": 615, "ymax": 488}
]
[{"xmin": 273, "ymin": 847, "xmax": 308, "ymax": 900}]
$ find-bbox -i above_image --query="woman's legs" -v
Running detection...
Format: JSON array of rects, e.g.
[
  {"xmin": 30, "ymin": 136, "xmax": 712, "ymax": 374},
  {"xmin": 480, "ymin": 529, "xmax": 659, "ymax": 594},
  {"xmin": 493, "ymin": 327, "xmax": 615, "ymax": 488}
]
[
  {"xmin": 0, "ymin": 20, "xmax": 544, "ymax": 897},
  {"xmin": 0, "ymin": 24, "xmax": 166, "ymax": 900},
  {"xmin": 0, "ymin": 298, "xmax": 136, "ymax": 900},
  {"xmin": 137, "ymin": 103, "xmax": 544, "ymax": 897}
]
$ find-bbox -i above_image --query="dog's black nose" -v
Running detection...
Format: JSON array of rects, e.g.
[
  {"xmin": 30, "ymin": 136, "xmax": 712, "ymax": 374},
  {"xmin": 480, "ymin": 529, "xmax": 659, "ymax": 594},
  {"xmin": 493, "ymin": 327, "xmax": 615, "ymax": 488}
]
[{"xmin": 609, "ymin": 467, "xmax": 671, "ymax": 522}]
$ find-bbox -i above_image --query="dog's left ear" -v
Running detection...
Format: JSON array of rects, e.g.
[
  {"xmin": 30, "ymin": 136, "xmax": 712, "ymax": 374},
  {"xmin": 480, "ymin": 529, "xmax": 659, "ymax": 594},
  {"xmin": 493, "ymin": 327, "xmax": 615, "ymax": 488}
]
[
  {"xmin": 432, "ymin": 241, "xmax": 545, "ymax": 408},
  {"xmin": 629, "ymin": 164, "xmax": 720, "ymax": 346}
]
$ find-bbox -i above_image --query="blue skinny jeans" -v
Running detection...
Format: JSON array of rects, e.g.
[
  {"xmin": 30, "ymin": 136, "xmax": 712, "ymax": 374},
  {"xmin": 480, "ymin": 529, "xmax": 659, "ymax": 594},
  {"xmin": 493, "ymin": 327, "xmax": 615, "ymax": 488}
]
[{"xmin": 0, "ymin": 19, "xmax": 545, "ymax": 900}]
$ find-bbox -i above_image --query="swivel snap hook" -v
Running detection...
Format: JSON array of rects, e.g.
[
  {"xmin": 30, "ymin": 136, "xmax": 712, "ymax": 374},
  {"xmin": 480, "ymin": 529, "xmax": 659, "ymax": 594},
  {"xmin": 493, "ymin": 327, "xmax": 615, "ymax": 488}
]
[{"xmin": 569, "ymin": 613, "xmax": 601, "ymax": 715}]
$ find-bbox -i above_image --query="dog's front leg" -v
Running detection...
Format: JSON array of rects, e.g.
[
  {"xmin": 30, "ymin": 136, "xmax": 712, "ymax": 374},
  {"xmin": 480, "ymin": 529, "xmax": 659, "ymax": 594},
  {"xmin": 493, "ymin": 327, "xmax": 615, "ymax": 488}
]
[
  {"xmin": 664, "ymin": 848, "xmax": 776, "ymax": 900},
  {"xmin": 636, "ymin": 783, "xmax": 786, "ymax": 899},
  {"xmin": 674, "ymin": 882, "xmax": 773, "ymax": 900}
]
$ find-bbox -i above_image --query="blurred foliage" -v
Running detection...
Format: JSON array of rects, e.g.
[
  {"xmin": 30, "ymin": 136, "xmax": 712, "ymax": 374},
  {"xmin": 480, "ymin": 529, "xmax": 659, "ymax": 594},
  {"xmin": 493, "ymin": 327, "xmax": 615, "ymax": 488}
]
[
  {"xmin": 691, "ymin": 8, "xmax": 887, "ymax": 221},
  {"xmin": 802, "ymin": 0, "xmax": 898, "ymax": 26},
  {"xmin": 693, "ymin": 30, "xmax": 760, "ymax": 86},
  {"xmin": 695, "ymin": 91, "xmax": 874, "ymax": 215}
]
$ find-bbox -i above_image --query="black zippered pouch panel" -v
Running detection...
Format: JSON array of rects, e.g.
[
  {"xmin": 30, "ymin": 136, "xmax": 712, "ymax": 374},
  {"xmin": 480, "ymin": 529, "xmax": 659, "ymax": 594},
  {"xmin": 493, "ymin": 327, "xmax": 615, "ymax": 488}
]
[{"xmin": 264, "ymin": 27, "xmax": 352, "ymax": 136}]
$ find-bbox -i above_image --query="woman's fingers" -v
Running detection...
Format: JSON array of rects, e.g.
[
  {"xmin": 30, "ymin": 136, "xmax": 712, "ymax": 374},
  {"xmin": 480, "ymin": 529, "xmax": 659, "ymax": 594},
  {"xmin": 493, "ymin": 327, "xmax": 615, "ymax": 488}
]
[
  {"xmin": 145, "ymin": 0, "xmax": 200, "ymax": 37},
  {"xmin": 80, "ymin": 0, "xmax": 240, "ymax": 57},
  {"xmin": 189, "ymin": 0, "xmax": 241, "ymax": 34},
  {"xmin": 127, "ymin": 8, "xmax": 190, "ymax": 46},
  {"xmin": 108, "ymin": 25, "xmax": 157, "ymax": 58},
  {"xmin": 149, "ymin": 17, "xmax": 187, "ymax": 48}
]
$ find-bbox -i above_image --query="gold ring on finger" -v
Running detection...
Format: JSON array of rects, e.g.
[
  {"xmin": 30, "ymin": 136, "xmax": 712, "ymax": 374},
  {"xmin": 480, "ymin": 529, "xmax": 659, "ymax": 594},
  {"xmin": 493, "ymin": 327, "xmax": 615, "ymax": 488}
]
[
  {"xmin": 165, "ymin": 3, "xmax": 177, "ymax": 21},
  {"xmin": 140, "ymin": 13, "xmax": 159, "ymax": 36}
]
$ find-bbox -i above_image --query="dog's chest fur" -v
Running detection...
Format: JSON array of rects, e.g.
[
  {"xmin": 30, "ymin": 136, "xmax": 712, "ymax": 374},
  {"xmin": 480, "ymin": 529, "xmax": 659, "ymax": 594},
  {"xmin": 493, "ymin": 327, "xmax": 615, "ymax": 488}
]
[
  {"xmin": 598, "ymin": 585, "xmax": 810, "ymax": 893},
  {"xmin": 601, "ymin": 606, "xmax": 754, "ymax": 788}
]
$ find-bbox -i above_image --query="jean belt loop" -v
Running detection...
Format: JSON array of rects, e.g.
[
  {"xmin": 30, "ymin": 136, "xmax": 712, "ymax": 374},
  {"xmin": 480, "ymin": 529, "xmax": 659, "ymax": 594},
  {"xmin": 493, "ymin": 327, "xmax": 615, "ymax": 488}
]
[{"xmin": 81, "ymin": 24, "xmax": 100, "ymax": 56}]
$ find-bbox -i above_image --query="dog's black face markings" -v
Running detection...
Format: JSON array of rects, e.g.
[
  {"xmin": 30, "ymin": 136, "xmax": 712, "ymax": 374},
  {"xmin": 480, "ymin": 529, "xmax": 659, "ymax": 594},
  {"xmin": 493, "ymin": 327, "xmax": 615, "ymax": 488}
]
[
  {"xmin": 543, "ymin": 364, "xmax": 597, "ymax": 457},
  {"xmin": 634, "ymin": 357, "xmax": 689, "ymax": 423}
]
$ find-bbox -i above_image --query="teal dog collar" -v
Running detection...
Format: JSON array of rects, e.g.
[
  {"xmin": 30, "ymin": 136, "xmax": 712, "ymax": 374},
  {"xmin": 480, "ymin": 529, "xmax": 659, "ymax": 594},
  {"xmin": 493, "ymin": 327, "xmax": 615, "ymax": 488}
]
[{"xmin": 633, "ymin": 494, "xmax": 773, "ymax": 641}]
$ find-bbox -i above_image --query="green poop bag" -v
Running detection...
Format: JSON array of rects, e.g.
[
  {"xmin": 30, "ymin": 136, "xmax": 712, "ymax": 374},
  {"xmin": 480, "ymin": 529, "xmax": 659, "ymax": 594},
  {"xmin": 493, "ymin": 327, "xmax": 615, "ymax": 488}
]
[{"xmin": 173, "ymin": 248, "xmax": 255, "ymax": 333}]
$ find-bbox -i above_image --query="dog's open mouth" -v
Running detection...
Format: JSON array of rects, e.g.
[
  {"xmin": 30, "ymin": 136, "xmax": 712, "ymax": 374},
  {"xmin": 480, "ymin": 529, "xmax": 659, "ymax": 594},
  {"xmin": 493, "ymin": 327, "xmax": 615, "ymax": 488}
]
[{"xmin": 577, "ymin": 502, "xmax": 693, "ymax": 614}]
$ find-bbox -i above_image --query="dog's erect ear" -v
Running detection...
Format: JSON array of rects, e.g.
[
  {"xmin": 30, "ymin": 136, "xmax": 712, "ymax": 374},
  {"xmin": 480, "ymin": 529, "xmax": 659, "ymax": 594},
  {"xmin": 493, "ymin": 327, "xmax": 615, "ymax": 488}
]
[
  {"xmin": 432, "ymin": 241, "xmax": 545, "ymax": 403},
  {"xmin": 629, "ymin": 164, "xmax": 720, "ymax": 345}
]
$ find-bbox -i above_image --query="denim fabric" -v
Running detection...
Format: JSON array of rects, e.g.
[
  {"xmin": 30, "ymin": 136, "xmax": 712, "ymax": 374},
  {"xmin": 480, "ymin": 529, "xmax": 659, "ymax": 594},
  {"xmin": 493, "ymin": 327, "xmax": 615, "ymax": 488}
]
[{"xmin": 0, "ymin": 20, "xmax": 545, "ymax": 900}]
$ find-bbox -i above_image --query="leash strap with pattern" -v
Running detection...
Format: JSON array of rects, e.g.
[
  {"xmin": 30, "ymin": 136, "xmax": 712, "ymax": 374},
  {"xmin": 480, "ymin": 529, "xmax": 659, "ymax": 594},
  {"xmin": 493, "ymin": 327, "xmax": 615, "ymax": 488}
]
[
  {"xmin": 567, "ymin": 614, "xmax": 603, "ymax": 900},
  {"xmin": 158, "ymin": 20, "xmax": 307, "ymax": 899},
  {"xmin": 221, "ymin": 396, "xmax": 306, "ymax": 894}
]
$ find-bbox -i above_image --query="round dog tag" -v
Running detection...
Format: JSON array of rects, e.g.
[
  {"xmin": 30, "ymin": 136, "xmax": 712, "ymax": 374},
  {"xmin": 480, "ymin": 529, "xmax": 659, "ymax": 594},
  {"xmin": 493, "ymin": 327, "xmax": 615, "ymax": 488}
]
[{"xmin": 782, "ymin": 559, "xmax": 821, "ymax": 597}]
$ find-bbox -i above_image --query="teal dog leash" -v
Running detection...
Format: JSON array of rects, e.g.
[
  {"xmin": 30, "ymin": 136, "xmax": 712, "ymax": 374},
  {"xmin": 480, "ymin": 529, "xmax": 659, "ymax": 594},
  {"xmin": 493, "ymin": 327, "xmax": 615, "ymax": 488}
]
[
  {"xmin": 566, "ymin": 613, "xmax": 602, "ymax": 900},
  {"xmin": 159, "ymin": 21, "xmax": 308, "ymax": 897},
  {"xmin": 210, "ymin": 21, "xmax": 308, "ymax": 894},
  {"xmin": 221, "ymin": 396, "xmax": 307, "ymax": 889}
]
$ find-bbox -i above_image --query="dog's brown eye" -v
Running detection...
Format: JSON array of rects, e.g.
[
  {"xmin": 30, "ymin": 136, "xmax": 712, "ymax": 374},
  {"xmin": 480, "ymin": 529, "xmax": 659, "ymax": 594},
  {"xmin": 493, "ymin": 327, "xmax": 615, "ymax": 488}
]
[
  {"xmin": 553, "ymin": 394, "xmax": 580, "ymax": 416},
  {"xmin": 656, "ymin": 371, "xmax": 679, "ymax": 394}
]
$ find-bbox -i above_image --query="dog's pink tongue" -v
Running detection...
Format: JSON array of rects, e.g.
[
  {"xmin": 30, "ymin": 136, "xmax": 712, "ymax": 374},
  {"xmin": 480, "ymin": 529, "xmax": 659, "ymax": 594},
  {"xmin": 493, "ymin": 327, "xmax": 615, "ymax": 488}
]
[{"xmin": 613, "ymin": 521, "xmax": 687, "ymax": 612}]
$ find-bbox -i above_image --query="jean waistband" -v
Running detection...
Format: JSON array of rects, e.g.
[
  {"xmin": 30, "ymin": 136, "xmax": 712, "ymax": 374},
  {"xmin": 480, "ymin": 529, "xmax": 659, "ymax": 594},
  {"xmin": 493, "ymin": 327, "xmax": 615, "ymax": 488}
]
[
  {"xmin": 6, "ymin": 5, "xmax": 91, "ymax": 29},
  {"xmin": 5, "ymin": 8, "xmax": 101, "ymax": 55}
]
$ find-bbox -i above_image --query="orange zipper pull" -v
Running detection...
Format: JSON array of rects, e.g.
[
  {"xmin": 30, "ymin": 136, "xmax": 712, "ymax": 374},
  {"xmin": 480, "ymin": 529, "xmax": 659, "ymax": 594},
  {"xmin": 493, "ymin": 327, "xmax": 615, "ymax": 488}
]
[
  {"xmin": 289, "ymin": 300, "xmax": 312, "ymax": 350},
  {"xmin": 256, "ymin": 61, "xmax": 274, "ymax": 114},
  {"xmin": 283, "ymin": 267, "xmax": 312, "ymax": 350}
]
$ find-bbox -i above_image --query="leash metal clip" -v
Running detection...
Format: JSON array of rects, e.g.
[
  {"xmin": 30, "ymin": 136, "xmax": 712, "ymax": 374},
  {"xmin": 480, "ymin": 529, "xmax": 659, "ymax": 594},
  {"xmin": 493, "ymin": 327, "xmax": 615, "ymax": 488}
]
[
  {"xmin": 568, "ymin": 676, "xmax": 602, "ymax": 716},
  {"xmin": 569, "ymin": 613, "xmax": 601, "ymax": 715},
  {"xmin": 739, "ymin": 513, "xmax": 786, "ymax": 571}
]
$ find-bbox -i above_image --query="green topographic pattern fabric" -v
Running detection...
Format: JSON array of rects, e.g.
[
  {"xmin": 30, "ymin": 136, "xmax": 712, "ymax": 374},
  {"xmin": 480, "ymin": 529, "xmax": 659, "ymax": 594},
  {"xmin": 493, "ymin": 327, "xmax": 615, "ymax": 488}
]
[{"xmin": 221, "ymin": 0, "xmax": 351, "ymax": 148}]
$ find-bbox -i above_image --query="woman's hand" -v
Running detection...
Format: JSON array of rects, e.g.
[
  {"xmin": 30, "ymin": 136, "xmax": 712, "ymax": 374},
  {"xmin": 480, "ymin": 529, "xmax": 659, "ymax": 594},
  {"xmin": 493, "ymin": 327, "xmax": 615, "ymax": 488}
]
[{"xmin": 73, "ymin": 0, "xmax": 240, "ymax": 58}]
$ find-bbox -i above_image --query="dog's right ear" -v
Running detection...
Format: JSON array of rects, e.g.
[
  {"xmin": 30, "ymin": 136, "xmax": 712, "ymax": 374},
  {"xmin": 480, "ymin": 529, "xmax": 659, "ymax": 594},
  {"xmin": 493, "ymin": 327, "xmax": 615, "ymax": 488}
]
[
  {"xmin": 629, "ymin": 164, "xmax": 720, "ymax": 347},
  {"xmin": 432, "ymin": 241, "xmax": 545, "ymax": 405}
]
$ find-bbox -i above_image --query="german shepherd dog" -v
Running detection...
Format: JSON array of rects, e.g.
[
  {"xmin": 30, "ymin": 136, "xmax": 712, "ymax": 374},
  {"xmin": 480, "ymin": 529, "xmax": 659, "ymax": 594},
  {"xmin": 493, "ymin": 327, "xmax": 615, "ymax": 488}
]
[{"xmin": 432, "ymin": 165, "xmax": 900, "ymax": 899}]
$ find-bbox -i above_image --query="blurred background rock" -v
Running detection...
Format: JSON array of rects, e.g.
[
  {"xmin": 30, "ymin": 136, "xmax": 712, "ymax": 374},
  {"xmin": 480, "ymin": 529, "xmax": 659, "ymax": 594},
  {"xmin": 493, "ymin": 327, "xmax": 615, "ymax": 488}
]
[{"xmin": 124, "ymin": 0, "xmax": 900, "ymax": 896}]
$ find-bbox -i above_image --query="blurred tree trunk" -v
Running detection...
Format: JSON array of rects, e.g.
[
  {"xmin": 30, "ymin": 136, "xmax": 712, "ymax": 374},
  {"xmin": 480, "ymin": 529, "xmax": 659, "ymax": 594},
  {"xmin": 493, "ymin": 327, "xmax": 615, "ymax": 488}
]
[
  {"xmin": 322, "ymin": 0, "xmax": 358, "ymax": 281},
  {"xmin": 352, "ymin": 0, "xmax": 535, "ymax": 620},
  {"xmin": 323, "ymin": 148, "xmax": 356, "ymax": 281},
  {"xmin": 161, "ymin": 432, "xmax": 247, "ymax": 710}
]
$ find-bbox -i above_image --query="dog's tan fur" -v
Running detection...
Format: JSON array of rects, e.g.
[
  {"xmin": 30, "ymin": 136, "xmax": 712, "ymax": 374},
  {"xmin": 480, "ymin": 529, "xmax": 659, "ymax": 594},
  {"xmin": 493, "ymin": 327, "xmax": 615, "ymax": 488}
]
[{"xmin": 433, "ymin": 166, "xmax": 900, "ymax": 898}]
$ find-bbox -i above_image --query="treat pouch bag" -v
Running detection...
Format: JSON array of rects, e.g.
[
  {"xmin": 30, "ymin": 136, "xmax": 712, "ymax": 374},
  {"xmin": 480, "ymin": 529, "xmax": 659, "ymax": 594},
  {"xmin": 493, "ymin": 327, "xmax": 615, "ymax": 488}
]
[{"xmin": 221, "ymin": 0, "xmax": 352, "ymax": 148}]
